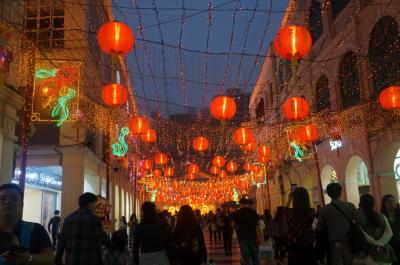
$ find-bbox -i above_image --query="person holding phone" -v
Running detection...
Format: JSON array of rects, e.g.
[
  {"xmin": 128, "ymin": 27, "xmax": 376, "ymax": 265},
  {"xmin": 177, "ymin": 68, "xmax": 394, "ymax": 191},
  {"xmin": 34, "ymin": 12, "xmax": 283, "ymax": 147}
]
[{"xmin": 0, "ymin": 183, "xmax": 53, "ymax": 265}]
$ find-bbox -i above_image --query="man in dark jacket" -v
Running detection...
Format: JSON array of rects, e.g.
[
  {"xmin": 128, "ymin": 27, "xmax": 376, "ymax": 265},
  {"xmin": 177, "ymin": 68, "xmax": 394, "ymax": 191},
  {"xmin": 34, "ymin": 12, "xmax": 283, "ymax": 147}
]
[{"xmin": 48, "ymin": 210, "xmax": 60, "ymax": 249}]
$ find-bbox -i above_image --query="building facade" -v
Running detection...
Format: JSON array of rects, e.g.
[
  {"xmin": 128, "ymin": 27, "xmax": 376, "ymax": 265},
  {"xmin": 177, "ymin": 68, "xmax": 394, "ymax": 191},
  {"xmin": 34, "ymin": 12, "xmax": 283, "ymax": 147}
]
[
  {"xmin": 249, "ymin": 0, "xmax": 400, "ymax": 211},
  {"xmin": 0, "ymin": 0, "xmax": 137, "ymax": 231}
]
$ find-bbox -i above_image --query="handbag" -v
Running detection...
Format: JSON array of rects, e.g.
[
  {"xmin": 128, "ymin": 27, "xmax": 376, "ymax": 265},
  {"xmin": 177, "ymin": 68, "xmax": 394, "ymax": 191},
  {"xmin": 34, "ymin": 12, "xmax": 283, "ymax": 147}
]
[{"xmin": 331, "ymin": 203, "xmax": 367, "ymax": 254}]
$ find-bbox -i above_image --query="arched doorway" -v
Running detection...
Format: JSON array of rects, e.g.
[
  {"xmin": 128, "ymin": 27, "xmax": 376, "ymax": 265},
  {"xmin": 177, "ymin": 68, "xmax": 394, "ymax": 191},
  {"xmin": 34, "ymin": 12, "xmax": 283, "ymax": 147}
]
[
  {"xmin": 321, "ymin": 164, "xmax": 338, "ymax": 204},
  {"xmin": 345, "ymin": 156, "xmax": 370, "ymax": 206}
]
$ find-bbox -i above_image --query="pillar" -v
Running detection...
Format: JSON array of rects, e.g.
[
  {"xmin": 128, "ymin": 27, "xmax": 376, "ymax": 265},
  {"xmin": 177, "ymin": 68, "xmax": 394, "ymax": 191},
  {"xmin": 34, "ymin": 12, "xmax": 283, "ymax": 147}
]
[
  {"xmin": 0, "ymin": 85, "xmax": 24, "ymax": 184},
  {"xmin": 60, "ymin": 146, "xmax": 85, "ymax": 220},
  {"xmin": 378, "ymin": 172, "xmax": 398, "ymax": 200}
]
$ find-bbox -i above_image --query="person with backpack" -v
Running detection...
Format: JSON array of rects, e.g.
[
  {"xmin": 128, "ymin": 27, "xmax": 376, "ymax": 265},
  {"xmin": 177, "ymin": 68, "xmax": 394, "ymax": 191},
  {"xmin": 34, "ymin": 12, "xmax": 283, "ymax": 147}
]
[
  {"xmin": 270, "ymin": 206, "xmax": 287, "ymax": 264},
  {"xmin": 357, "ymin": 194, "xmax": 397, "ymax": 265},
  {"xmin": 0, "ymin": 183, "xmax": 53, "ymax": 265},
  {"xmin": 381, "ymin": 194, "xmax": 400, "ymax": 265},
  {"xmin": 103, "ymin": 230, "xmax": 133, "ymax": 265},
  {"xmin": 174, "ymin": 205, "xmax": 207, "ymax": 265},
  {"xmin": 317, "ymin": 183, "xmax": 357, "ymax": 265}
]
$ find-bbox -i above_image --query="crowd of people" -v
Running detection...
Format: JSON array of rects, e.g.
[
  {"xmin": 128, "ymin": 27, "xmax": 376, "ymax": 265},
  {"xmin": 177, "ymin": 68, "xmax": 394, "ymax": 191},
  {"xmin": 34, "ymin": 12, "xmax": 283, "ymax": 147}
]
[{"xmin": 1, "ymin": 182, "xmax": 400, "ymax": 265}]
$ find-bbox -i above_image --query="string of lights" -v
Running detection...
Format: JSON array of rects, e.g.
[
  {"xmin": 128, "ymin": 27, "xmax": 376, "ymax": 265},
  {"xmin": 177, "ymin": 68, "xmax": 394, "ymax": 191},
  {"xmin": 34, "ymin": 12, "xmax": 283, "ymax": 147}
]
[
  {"xmin": 201, "ymin": 0, "xmax": 213, "ymax": 108},
  {"xmin": 178, "ymin": 0, "xmax": 188, "ymax": 111}
]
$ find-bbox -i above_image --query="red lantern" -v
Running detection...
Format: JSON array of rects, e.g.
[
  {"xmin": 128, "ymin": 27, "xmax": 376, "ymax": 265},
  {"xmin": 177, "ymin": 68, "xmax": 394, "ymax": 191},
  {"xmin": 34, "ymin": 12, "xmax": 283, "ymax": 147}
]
[
  {"xmin": 212, "ymin": 156, "xmax": 226, "ymax": 168},
  {"xmin": 273, "ymin": 25, "xmax": 312, "ymax": 61},
  {"xmin": 233, "ymin": 127, "xmax": 254, "ymax": 146},
  {"xmin": 244, "ymin": 162, "xmax": 252, "ymax": 171},
  {"xmin": 187, "ymin": 173, "xmax": 196, "ymax": 180},
  {"xmin": 258, "ymin": 156, "xmax": 269, "ymax": 164},
  {"xmin": 152, "ymin": 169, "xmax": 162, "ymax": 177},
  {"xmin": 192, "ymin": 136, "xmax": 209, "ymax": 152},
  {"xmin": 258, "ymin": 145, "xmax": 271, "ymax": 157},
  {"xmin": 97, "ymin": 21, "xmax": 135, "ymax": 55},
  {"xmin": 219, "ymin": 169, "xmax": 227, "ymax": 178},
  {"xmin": 210, "ymin": 166, "xmax": 220, "ymax": 175},
  {"xmin": 188, "ymin": 164, "xmax": 200, "ymax": 174},
  {"xmin": 165, "ymin": 167, "xmax": 174, "ymax": 177},
  {"xmin": 282, "ymin": 97, "xmax": 310, "ymax": 121},
  {"xmin": 130, "ymin": 116, "xmax": 149, "ymax": 135},
  {"xmin": 226, "ymin": 161, "xmax": 238, "ymax": 173},
  {"xmin": 141, "ymin": 159, "xmax": 153, "ymax": 170},
  {"xmin": 379, "ymin": 86, "xmax": 400, "ymax": 110},
  {"xmin": 242, "ymin": 140, "xmax": 256, "ymax": 152},
  {"xmin": 299, "ymin": 124, "xmax": 319, "ymax": 142},
  {"xmin": 252, "ymin": 164, "xmax": 262, "ymax": 174},
  {"xmin": 101, "ymin": 83, "xmax": 128, "ymax": 107},
  {"xmin": 154, "ymin": 152, "xmax": 168, "ymax": 165},
  {"xmin": 210, "ymin": 96, "xmax": 237, "ymax": 121},
  {"xmin": 173, "ymin": 180, "xmax": 179, "ymax": 189},
  {"xmin": 140, "ymin": 129, "xmax": 157, "ymax": 143}
]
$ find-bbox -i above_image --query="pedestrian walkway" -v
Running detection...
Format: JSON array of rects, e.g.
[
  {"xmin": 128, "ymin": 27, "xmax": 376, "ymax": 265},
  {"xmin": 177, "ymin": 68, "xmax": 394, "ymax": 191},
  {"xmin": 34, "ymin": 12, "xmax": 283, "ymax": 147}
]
[{"xmin": 204, "ymin": 230, "xmax": 241, "ymax": 265}]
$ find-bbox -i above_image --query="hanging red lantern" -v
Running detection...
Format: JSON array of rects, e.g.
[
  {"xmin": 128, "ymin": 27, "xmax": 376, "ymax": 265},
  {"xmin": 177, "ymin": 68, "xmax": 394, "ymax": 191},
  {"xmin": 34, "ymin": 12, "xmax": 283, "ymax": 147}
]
[
  {"xmin": 141, "ymin": 159, "xmax": 153, "ymax": 170},
  {"xmin": 188, "ymin": 164, "xmax": 200, "ymax": 174},
  {"xmin": 258, "ymin": 156, "xmax": 269, "ymax": 164},
  {"xmin": 210, "ymin": 166, "xmax": 220, "ymax": 175},
  {"xmin": 299, "ymin": 124, "xmax": 319, "ymax": 142},
  {"xmin": 258, "ymin": 145, "xmax": 271, "ymax": 157},
  {"xmin": 233, "ymin": 127, "xmax": 254, "ymax": 146},
  {"xmin": 219, "ymin": 169, "xmax": 227, "ymax": 178},
  {"xmin": 273, "ymin": 25, "xmax": 312, "ymax": 62},
  {"xmin": 226, "ymin": 161, "xmax": 238, "ymax": 173},
  {"xmin": 187, "ymin": 173, "xmax": 196, "ymax": 180},
  {"xmin": 101, "ymin": 83, "xmax": 128, "ymax": 107},
  {"xmin": 173, "ymin": 180, "xmax": 179, "ymax": 189},
  {"xmin": 282, "ymin": 97, "xmax": 310, "ymax": 121},
  {"xmin": 379, "ymin": 86, "xmax": 400, "ymax": 110},
  {"xmin": 242, "ymin": 140, "xmax": 256, "ymax": 152},
  {"xmin": 165, "ymin": 167, "xmax": 174, "ymax": 177},
  {"xmin": 192, "ymin": 136, "xmax": 209, "ymax": 152},
  {"xmin": 212, "ymin": 156, "xmax": 226, "ymax": 168},
  {"xmin": 97, "ymin": 21, "xmax": 135, "ymax": 56},
  {"xmin": 210, "ymin": 96, "xmax": 237, "ymax": 121},
  {"xmin": 252, "ymin": 164, "xmax": 262, "ymax": 174},
  {"xmin": 154, "ymin": 152, "xmax": 168, "ymax": 165},
  {"xmin": 129, "ymin": 116, "xmax": 149, "ymax": 135},
  {"xmin": 152, "ymin": 169, "xmax": 162, "ymax": 177},
  {"xmin": 244, "ymin": 162, "xmax": 252, "ymax": 171},
  {"xmin": 140, "ymin": 129, "xmax": 157, "ymax": 143}
]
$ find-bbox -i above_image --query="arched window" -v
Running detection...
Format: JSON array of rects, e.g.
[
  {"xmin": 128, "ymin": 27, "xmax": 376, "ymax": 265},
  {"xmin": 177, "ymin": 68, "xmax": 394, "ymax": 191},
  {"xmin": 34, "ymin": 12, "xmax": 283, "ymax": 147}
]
[
  {"xmin": 339, "ymin": 52, "xmax": 361, "ymax": 108},
  {"xmin": 309, "ymin": 0, "xmax": 323, "ymax": 42},
  {"xmin": 332, "ymin": 0, "xmax": 350, "ymax": 19},
  {"xmin": 256, "ymin": 98, "xmax": 265, "ymax": 119},
  {"xmin": 369, "ymin": 16, "xmax": 400, "ymax": 96},
  {"xmin": 316, "ymin": 75, "xmax": 331, "ymax": 112}
]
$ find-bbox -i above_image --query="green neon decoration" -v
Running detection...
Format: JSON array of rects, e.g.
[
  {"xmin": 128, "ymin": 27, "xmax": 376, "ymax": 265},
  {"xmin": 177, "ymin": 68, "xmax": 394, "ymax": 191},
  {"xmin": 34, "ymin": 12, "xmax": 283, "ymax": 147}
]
[
  {"xmin": 233, "ymin": 188, "xmax": 239, "ymax": 203},
  {"xmin": 145, "ymin": 185, "xmax": 158, "ymax": 202},
  {"xmin": 35, "ymin": 68, "xmax": 58, "ymax": 79},
  {"xmin": 263, "ymin": 165, "xmax": 267, "ymax": 184},
  {"xmin": 51, "ymin": 88, "xmax": 76, "ymax": 126},
  {"xmin": 111, "ymin": 127, "xmax": 130, "ymax": 157},
  {"xmin": 290, "ymin": 141, "xmax": 304, "ymax": 162}
]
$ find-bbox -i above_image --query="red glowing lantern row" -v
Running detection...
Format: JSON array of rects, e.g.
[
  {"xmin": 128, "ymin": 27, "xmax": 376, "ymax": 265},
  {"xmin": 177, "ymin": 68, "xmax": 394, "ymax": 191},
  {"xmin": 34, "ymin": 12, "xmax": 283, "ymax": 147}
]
[
  {"xmin": 165, "ymin": 167, "xmax": 174, "ymax": 177},
  {"xmin": 192, "ymin": 136, "xmax": 209, "ymax": 152},
  {"xmin": 282, "ymin": 97, "xmax": 310, "ymax": 121},
  {"xmin": 154, "ymin": 152, "xmax": 168, "ymax": 165},
  {"xmin": 379, "ymin": 86, "xmax": 400, "ymax": 110},
  {"xmin": 219, "ymin": 169, "xmax": 227, "ymax": 178},
  {"xmin": 273, "ymin": 25, "xmax": 312, "ymax": 62},
  {"xmin": 299, "ymin": 124, "xmax": 319, "ymax": 142},
  {"xmin": 258, "ymin": 145, "xmax": 271, "ymax": 157},
  {"xmin": 233, "ymin": 127, "xmax": 254, "ymax": 146},
  {"xmin": 141, "ymin": 159, "xmax": 153, "ymax": 170},
  {"xmin": 188, "ymin": 163, "xmax": 200, "ymax": 174},
  {"xmin": 140, "ymin": 129, "xmax": 157, "ymax": 143},
  {"xmin": 152, "ymin": 169, "xmax": 162, "ymax": 177},
  {"xmin": 129, "ymin": 116, "xmax": 149, "ymax": 135},
  {"xmin": 97, "ymin": 21, "xmax": 135, "ymax": 56},
  {"xmin": 242, "ymin": 140, "xmax": 256, "ymax": 152},
  {"xmin": 101, "ymin": 83, "xmax": 128, "ymax": 107},
  {"xmin": 212, "ymin": 156, "xmax": 226, "ymax": 168},
  {"xmin": 243, "ymin": 162, "xmax": 252, "ymax": 171},
  {"xmin": 226, "ymin": 161, "xmax": 238, "ymax": 173},
  {"xmin": 210, "ymin": 96, "xmax": 237, "ymax": 121}
]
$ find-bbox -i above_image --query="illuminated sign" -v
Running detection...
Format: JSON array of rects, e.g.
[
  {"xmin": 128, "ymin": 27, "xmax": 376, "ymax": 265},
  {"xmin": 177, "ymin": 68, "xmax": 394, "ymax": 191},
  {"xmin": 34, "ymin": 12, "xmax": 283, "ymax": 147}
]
[{"xmin": 330, "ymin": 140, "xmax": 342, "ymax": 150}]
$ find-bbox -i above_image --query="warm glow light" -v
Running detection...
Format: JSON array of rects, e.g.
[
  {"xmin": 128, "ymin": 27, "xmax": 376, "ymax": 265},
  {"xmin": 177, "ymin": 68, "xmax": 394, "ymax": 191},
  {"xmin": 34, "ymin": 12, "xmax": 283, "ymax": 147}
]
[
  {"xmin": 154, "ymin": 152, "xmax": 168, "ymax": 165},
  {"xmin": 130, "ymin": 116, "xmax": 149, "ymax": 135},
  {"xmin": 193, "ymin": 136, "xmax": 209, "ymax": 152},
  {"xmin": 212, "ymin": 156, "xmax": 226, "ymax": 168}
]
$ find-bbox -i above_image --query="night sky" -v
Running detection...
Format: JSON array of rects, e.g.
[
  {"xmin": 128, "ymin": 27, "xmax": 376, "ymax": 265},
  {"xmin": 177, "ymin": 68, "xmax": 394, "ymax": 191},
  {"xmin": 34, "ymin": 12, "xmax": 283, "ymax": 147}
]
[{"xmin": 112, "ymin": 0, "xmax": 290, "ymax": 117}]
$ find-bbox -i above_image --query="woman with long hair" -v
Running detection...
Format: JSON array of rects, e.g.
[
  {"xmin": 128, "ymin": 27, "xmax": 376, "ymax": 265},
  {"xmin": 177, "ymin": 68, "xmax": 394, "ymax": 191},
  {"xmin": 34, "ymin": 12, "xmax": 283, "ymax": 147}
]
[
  {"xmin": 381, "ymin": 194, "xmax": 400, "ymax": 265},
  {"xmin": 132, "ymin": 202, "xmax": 173, "ymax": 265},
  {"xmin": 357, "ymin": 194, "xmax": 397, "ymax": 265},
  {"xmin": 128, "ymin": 213, "xmax": 138, "ymax": 250},
  {"xmin": 284, "ymin": 187, "xmax": 316, "ymax": 265},
  {"xmin": 174, "ymin": 205, "xmax": 207, "ymax": 265},
  {"xmin": 271, "ymin": 206, "xmax": 287, "ymax": 264},
  {"xmin": 221, "ymin": 207, "xmax": 233, "ymax": 255}
]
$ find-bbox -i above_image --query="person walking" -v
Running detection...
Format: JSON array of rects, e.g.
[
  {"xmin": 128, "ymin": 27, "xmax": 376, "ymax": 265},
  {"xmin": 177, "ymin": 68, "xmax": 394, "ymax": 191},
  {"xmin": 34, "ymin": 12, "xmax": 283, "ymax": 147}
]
[
  {"xmin": 55, "ymin": 192, "xmax": 111, "ymax": 265},
  {"xmin": 357, "ymin": 194, "xmax": 397, "ymax": 265},
  {"xmin": 48, "ymin": 210, "xmax": 61, "ymax": 250},
  {"xmin": 128, "ymin": 214, "xmax": 138, "ymax": 251},
  {"xmin": 270, "ymin": 206, "xmax": 287, "ymax": 264},
  {"xmin": 232, "ymin": 197, "xmax": 260, "ymax": 265},
  {"xmin": 284, "ymin": 187, "xmax": 316, "ymax": 265},
  {"xmin": 132, "ymin": 202, "xmax": 172, "ymax": 265},
  {"xmin": 221, "ymin": 207, "xmax": 233, "ymax": 255},
  {"xmin": 119, "ymin": 216, "xmax": 128, "ymax": 233},
  {"xmin": 381, "ymin": 194, "xmax": 400, "ymax": 265},
  {"xmin": 103, "ymin": 230, "xmax": 133, "ymax": 265},
  {"xmin": 216, "ymin": 208, "xmax": 223, "ymax": 242},
  {"xmin": 174, "ymin": 205, "xmax": 207, "ymax": 265},
  {"xmin": 0, "ymin": 183, "xmax": 53, "ymax": 265},
  {"xmin": 207, "ymin": 211, "xmax": 218, "ymax": 243},
  {"xmin": 316, "ymin": 183, "xmax": 357, "ymax": 265},
  {"xmin": 262, "ymin": 209, "xmax": 272, "ymax": 241}
]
